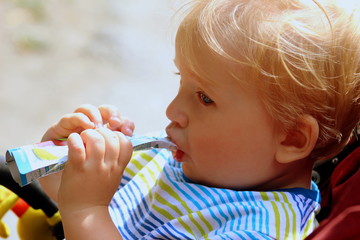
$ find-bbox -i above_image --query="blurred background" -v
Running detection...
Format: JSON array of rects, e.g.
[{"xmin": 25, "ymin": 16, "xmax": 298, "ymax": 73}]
[{"xmin": 0, "ymin": 0, "xmax": 180, "ymax": 238}]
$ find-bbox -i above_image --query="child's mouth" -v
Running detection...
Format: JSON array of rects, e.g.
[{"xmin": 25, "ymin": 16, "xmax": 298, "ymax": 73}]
[{"xmin": 172, "ymin": 149, "xmax": 184, "ymax": 162}]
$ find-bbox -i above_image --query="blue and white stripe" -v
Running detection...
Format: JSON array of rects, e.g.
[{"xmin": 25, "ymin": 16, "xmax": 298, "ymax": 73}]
[{"xmin": 109, "ymin": 149, "xmax": 320, "ymax": 239}]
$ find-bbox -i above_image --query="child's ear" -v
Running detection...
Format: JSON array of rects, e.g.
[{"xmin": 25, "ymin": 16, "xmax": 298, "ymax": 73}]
[{"xmin": 275, "ymin": 115, "xmax": 319, "ymax": 164}]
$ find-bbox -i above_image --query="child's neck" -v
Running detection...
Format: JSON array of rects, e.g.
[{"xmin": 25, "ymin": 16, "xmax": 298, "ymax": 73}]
[{"xmin": 252, "ymin": 161, "xmax": 314, "ymax": 191}]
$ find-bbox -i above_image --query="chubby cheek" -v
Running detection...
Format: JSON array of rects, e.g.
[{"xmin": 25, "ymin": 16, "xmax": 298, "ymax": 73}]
[
  {"xmin": 190, "ymin": 127, "xmax": 249, "ymax": 162},
  {"xmin": 185, "ymin": 133, "xmax": 234, "ymax": 177},
  {"xmin": 184, "ymin": 127, "xmax": 275, "ymax": 189}
]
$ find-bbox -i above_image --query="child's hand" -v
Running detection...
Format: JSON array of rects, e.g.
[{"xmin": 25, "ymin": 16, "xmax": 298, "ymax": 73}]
[
  {"xmin": 57, "ymin": 127, "xmax": 131, "ymax": 240},
  {"xmin": 58, "ymin": 127, "xmax": 132, "ymax": 215},
  {"xmin": 41, "ymin": 104, "xmax": 135, "ymax": 142},
  {"xmin": 39, "ymin": 104, "xmax": 134, "ymax": 202}
]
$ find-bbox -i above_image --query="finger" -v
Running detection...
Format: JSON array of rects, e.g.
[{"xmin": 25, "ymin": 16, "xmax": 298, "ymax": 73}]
[
  {"xmin": 43, "ymin": 113, "xmax": 95, "ymax": 141},
  {"xmin": 114, "ymin": 131, "xmax": 133, "ymax": 169},
  {"xmin": 98, "ymin": 104, "xmax": 123, "ymax": 130},
  {"xmin": 96, "ymin": 127, "xmax": 120, "ymax": 164},
  {"xmin": 119, "ymin": 117, "xmax": 135, "ymax": 136},
  {"xmin": 58, "ymin": 113, "xmax": 95, "ymax": 131},
  {"xmin": 67, "ymin": 133, "xmax": 86, "ymax": 168},
  {"xmin": 75, "ymin": 104, "xmax": 103, "ymax": 128},
  {"xmin": 98, "ymin": 104, "xmax": 120, "ymax": 121},
  {"xmin": 80, "ymin": 129, "xmax": 105, "ymax": 165}
]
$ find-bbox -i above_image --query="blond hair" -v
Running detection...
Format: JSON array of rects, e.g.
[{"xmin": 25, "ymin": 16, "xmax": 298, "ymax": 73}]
[{"xmin": 176, "ymin": 0, "xmax": 360, "ymax": 161}]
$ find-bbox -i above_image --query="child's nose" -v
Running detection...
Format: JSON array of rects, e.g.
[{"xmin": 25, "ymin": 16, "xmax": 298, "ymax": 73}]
[{"xmin": 166, "ymin": 94, "xmax": 188, "ymax": 128}]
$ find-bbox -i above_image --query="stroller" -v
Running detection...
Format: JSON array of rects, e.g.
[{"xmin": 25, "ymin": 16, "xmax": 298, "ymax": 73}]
[
  {"xmin": 0, "ymin": 155, "xmax": 63, "ymax": 239},
  {"xmin": 306, "ymin": 125, "xmax": 360, "ymax": 239}
]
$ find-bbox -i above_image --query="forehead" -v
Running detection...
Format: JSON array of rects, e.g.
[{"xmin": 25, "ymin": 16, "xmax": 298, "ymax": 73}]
[
  {"xmin": 175, "ymin": 30, "xmax": 251, "ymax": 89},
  {"xmin": 174, "ymin": 11, "xmax": 260, "ymax": 90}
]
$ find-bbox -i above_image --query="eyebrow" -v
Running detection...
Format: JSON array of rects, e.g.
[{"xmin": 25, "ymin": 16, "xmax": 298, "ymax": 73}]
[
  {"xmin": 173, "ymin": 57, "xmax": 212, "ymax": 87},
  {"xmin": 173, "ymin": 58, "xmax": 202, "ymax": 83}
]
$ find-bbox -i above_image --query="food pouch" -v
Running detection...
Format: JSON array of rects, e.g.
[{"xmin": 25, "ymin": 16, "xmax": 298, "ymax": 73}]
[{"xmin": 6, "ymin": 135, "xmax": 176, "ymax": 186}]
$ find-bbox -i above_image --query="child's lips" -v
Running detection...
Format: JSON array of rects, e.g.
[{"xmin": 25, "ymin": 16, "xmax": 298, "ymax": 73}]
[
  {"xmin": 165, "ymin": 132, "xmax": 184, "ymax": 162},
  {"xmin": 172, "ymin": 149, "xmax": 185, "ymax": 162}
]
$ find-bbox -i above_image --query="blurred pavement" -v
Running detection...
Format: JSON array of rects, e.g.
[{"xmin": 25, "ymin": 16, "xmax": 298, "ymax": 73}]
[
  {"xmin": 0, "ymin": 0, "xmax": 181, "ymax": 238},
  {"xmin": 0, "ymin": 0, "xmax": 180, "ymax": 153}
]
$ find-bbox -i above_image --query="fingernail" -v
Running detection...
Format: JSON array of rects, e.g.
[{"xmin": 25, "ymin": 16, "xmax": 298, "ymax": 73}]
[{"xmin": 124, "ymin": 127, "xmax": 133, "ymax": 136}]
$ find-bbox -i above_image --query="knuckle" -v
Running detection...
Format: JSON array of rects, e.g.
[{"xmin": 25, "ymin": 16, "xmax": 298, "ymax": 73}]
[
  {"xmin": 82, "ymin": 129, "xmax": 101, "ymax": 140},
  {"xmin": 73, "ymin": 112, "xmax": 86, "ymax": 120},
  {"xmin": 100, "ymin": 128, "xmax": 119, "ymax": 142},
  {"xmin": 62, "ymin": 113, "xmax": 76, "ymax": 121},
  {"xmin": 98, "ymin": 104, "xmax": 114, "ymax": 110},
  {"xmin": 118, "ymin": 132, "xmax": 132, "ymax": 149}
]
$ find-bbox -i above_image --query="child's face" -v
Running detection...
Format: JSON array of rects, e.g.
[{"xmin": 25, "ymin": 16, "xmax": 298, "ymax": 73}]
[{"xmin": 166, "ymin": 48, "xmax": 287, "ymax": 190}]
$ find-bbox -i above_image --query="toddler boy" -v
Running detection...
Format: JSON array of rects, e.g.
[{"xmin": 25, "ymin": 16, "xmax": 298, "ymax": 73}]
[{"xmin": 40, "ymin": 0, "xmax": 360, "ymax": 239}]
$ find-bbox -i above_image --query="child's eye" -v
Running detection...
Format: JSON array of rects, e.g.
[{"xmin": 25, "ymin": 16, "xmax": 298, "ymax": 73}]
[{"xmin": 196, "ymin": 91, "xmax": 214, "ymax": 105}]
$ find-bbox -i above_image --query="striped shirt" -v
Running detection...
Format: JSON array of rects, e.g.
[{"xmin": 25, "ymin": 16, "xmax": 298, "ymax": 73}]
[{"xmin": 109, "ymin": 149, "xmax": 320, "ymax": 240}]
